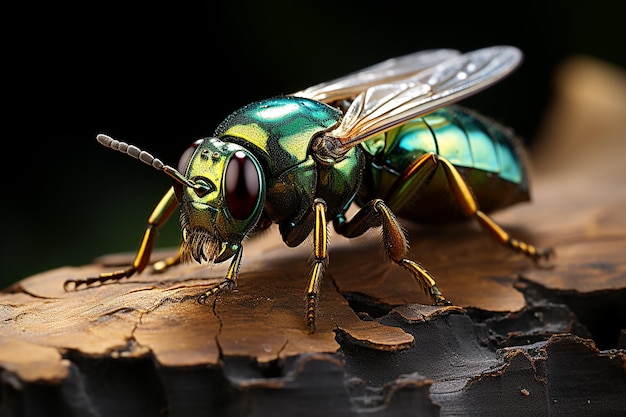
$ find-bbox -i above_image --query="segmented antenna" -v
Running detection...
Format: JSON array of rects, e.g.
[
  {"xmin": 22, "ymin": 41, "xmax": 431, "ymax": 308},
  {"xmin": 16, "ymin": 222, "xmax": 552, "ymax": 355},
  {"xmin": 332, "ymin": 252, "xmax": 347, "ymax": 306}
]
[{"xmin": 96, "ymin": 133, "xmax": 203, "ymax": 191}]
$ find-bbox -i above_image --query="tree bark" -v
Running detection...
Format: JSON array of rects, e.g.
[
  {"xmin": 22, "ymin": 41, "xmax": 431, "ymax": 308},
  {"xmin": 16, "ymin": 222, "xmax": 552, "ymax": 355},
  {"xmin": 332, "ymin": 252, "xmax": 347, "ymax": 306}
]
[{"xmin": 1, "ymin": 57, "xmax": 625, "ymax": 417}]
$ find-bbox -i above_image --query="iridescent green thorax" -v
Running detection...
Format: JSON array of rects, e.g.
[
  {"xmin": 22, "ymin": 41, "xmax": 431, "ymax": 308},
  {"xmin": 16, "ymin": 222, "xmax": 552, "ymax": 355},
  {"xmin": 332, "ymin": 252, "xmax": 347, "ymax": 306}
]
[
  {"xmin": 358, "ymin": 106, "xmax": 530, "ymax": 221},
  {"xmin": 213, "ymin": 96, "xmax": 363, "ymax": 245},
  {"xmin": 215, "ymin": 96, "xmax": 343, "ymax": 176}
]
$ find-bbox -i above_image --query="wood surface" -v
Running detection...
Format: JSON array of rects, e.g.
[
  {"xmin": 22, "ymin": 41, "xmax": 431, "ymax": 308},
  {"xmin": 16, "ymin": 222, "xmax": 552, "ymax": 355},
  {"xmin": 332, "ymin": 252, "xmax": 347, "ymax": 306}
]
[{"xmin": 1, "ymin": 57, "xmax": 625, "ymax": 417}]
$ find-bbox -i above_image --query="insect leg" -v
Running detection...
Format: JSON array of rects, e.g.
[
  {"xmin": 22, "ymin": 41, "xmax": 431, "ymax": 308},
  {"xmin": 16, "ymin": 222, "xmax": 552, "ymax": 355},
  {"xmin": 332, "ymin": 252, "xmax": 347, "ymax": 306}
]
[
  {"xmin": 305, "ymin": 199, "xmax": 329, "ymax": 333},
  {"xmin": 63, "ymin": 187, "xmax": 179, "ymax": 290},
  {"xmin": 334, "ymin": 199, "xmax": 449, "ymax": 306},
  {"xmin": 197, "ymin": 245, "xmax": 242, "ymax": 305},
  {"xmin": 436, "ymin": 156, "xmax": 553, "ymax": 261},
  {"xmin": 386, "ymin": 153, "xmax": 439, "ymax": 211}
]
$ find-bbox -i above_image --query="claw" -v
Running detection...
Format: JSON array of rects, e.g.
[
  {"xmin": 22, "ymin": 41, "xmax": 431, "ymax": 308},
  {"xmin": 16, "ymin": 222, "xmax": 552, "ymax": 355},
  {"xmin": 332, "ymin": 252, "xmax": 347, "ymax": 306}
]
[
  {"xmin": 63, "ymin": 279, "xmax": 77, "ymax": 291},
  {"xmin": 431, "ymin": 285, "xmax": 452, "ymax": 306},
  {"xmin": 537, "ymin": 246, "xmax": 556, "ymax": 261},
  {"xmin": 63, "ymin": 276, "xmax": 100, "ymax": 291},
  {"xmin": 528, "ymin": 246, "xmax": 555, "ymax": 263},
  {"xmin": 197, "ymin": 292, "xmax": 210, "ymax": 305}
]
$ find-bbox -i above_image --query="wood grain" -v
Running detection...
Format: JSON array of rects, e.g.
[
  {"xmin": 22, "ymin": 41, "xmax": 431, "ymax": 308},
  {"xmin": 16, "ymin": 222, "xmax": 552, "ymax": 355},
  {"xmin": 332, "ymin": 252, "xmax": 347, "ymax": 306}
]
[{"xmin": 1, "ymin": 56, "xmax": 625, "ymax": 417}]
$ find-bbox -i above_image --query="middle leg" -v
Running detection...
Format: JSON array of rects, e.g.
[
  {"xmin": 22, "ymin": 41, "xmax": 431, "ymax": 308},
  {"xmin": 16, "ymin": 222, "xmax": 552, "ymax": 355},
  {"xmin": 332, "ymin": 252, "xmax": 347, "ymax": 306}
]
[
  {"xmin": 305, "ymin": 198, "xmax": 330, "ymax": 333},
  {"xmin": 334, "ymin": 199, "xmax": 450, "ymax": 305}
]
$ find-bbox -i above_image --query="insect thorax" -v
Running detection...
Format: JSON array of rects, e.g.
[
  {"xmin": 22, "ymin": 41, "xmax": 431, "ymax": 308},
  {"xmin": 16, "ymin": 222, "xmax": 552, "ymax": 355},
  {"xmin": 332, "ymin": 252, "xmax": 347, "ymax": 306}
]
[{"xmin": 214, "ymin": 96, "xmax": 363, "ymax": 246}]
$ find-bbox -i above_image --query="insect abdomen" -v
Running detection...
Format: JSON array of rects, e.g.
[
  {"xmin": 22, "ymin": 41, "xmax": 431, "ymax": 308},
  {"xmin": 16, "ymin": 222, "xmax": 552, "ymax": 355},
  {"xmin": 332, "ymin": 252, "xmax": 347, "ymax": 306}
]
[{"xmin": 357, "ymin": 106, "xmax": 531, "ymax": 222}]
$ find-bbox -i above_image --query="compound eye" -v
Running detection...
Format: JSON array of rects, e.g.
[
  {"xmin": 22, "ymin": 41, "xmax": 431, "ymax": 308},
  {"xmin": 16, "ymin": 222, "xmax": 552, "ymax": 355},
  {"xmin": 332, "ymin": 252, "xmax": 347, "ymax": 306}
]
[
  {"xmin": 225, "ymin": 151, "xmax": 261, "ymax": 220},
  {"xmin": 177, "ymin": 139, "xmax": 203, "ymax": 174}
]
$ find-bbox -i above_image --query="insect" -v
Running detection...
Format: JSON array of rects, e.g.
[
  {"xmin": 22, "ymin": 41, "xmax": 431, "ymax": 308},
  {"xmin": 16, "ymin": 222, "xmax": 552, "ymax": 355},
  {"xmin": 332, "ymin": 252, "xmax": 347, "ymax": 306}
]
[{"xmin": 65, "ymin": 46, "xmax": 553, "ymax": 333}]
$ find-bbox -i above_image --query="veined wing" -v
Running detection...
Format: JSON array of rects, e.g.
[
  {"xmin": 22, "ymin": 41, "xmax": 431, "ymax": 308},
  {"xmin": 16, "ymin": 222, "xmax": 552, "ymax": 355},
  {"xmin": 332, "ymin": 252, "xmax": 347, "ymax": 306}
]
[
  {"xmin": 321, "ymin": 46, "xmax": 522, "ymax": 155},
  {"xmin": 293, "ymin": 49, "xmax": 460, "ymax": 103}
]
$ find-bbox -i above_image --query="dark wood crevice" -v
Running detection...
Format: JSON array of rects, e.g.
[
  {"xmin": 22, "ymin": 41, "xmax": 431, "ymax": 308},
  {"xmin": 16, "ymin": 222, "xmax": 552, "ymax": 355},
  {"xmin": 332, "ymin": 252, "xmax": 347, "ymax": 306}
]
[{"xmin": 1, "ymin": 56, "xmax": 625, "ymax": 416}]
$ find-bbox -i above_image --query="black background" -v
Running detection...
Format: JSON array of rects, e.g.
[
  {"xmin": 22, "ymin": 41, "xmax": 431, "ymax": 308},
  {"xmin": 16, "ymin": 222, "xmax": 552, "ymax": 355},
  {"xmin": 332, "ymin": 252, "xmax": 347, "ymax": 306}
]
[{"xmin": 3, "ymin": 1, "xmax": 625, "ymax": 287}]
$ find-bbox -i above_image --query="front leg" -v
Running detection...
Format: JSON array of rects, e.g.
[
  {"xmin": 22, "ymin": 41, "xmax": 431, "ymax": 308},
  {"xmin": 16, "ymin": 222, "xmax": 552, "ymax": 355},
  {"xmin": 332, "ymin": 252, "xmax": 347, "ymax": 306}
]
[
  {"xmin": 64, "ymin": 187, "xmax": 179, "ymax": 290},
  {"xmin": 334, "ymin": 199, "xmax": 450, "ymax": 306}
]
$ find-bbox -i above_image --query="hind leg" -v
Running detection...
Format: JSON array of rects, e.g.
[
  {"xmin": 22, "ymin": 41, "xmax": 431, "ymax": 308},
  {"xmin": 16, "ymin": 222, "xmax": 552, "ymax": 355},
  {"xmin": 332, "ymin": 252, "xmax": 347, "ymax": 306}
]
[
  {"xmin": 387, "ymin": 152, "xmax": 553, "ymax": 261},
  {"xmin": 435, "ymin": 156, "xmax": 553, "ymax": 261}
]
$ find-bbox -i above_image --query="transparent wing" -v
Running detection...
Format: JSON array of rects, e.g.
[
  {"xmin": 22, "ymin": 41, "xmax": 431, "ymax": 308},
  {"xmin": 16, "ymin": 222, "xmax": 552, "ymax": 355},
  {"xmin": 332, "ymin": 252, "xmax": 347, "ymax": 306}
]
[
  {"xmin": 293, "ymin": 49, "xmax": 461, "ymax": 103},
  {"xmin": 313, "ymin": 46, "xmax": 523, "ymax": 155}
]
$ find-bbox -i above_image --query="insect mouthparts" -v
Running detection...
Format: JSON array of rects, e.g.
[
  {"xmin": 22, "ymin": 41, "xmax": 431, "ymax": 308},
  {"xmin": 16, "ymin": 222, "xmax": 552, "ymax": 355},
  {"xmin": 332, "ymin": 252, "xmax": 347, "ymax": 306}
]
[{"xmin": 181, "ymin": 227, "xmax": 221, "ymax": 264}]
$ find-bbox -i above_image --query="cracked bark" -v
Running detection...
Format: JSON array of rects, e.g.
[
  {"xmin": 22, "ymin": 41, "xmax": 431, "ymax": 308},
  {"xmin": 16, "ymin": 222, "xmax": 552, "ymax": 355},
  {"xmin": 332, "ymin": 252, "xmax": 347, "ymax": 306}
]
[{"xmin": 1, "ymin": 58, "xmax": 626, "ymax": 416}]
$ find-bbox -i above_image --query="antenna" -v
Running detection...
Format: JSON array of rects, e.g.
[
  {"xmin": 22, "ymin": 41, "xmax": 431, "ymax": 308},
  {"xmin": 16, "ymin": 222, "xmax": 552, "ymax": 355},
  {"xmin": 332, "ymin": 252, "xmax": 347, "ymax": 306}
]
[{"xmin": 96, "ymin": 133, "xmax": 208, "ymax": 193}]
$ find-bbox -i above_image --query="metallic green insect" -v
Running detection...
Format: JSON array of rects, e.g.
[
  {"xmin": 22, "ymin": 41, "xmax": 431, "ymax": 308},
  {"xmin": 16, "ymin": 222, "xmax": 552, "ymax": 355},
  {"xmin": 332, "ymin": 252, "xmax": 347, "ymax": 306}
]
[{"xmin": 65, "ymin": 46, "xmax": 553, "ymax": 333}]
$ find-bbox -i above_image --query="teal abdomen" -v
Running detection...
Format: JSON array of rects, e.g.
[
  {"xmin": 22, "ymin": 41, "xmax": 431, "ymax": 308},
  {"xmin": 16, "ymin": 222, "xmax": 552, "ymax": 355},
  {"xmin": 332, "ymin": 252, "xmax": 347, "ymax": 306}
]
[{"xmin": 358, "ymin": 106, "xmax": 530, "ymax": 222}]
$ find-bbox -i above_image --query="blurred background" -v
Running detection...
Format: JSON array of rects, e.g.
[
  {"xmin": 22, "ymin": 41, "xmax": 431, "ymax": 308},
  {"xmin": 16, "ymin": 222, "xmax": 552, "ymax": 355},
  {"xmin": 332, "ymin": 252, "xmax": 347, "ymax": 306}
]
[{"xmin": 3, "ymin": 1, "xmax": 624, "ymax": 288}]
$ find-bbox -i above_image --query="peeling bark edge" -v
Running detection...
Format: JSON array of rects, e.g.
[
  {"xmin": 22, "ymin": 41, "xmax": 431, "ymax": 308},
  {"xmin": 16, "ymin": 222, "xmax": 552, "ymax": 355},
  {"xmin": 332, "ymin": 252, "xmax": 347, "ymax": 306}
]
[{"xmin": 4, "ymin": 307, "xmax": 625, "ymax": 417}]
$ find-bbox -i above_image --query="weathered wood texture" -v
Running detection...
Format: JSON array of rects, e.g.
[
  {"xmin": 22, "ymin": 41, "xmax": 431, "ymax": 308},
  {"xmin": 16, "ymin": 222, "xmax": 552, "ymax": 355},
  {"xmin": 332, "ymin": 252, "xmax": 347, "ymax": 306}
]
[{"xmin": 1, "ymin": 58, "xmax": 625, "ymax": 417}]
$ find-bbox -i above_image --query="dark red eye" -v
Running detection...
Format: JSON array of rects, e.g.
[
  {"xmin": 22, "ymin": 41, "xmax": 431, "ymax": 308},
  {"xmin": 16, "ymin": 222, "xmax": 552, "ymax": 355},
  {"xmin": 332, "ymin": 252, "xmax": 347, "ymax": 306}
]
[
  {"xmin": 178, "ymin": 139, "xmax": 203, "ymax": 174},
  {"xmin": 174, "ymin": 139, "xmax": 203, "ymax": 201},
  {"xmin": 225, "ymin": 151, "xmax": 260, "ymax": 220}
]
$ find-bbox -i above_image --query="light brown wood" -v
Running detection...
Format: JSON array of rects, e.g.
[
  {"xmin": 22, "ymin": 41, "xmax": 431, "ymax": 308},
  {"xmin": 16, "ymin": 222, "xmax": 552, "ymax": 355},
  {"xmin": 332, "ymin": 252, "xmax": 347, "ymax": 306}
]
[{"xmin": 1, "ymin": 56, "xmax": 625, "ymax": 416}]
